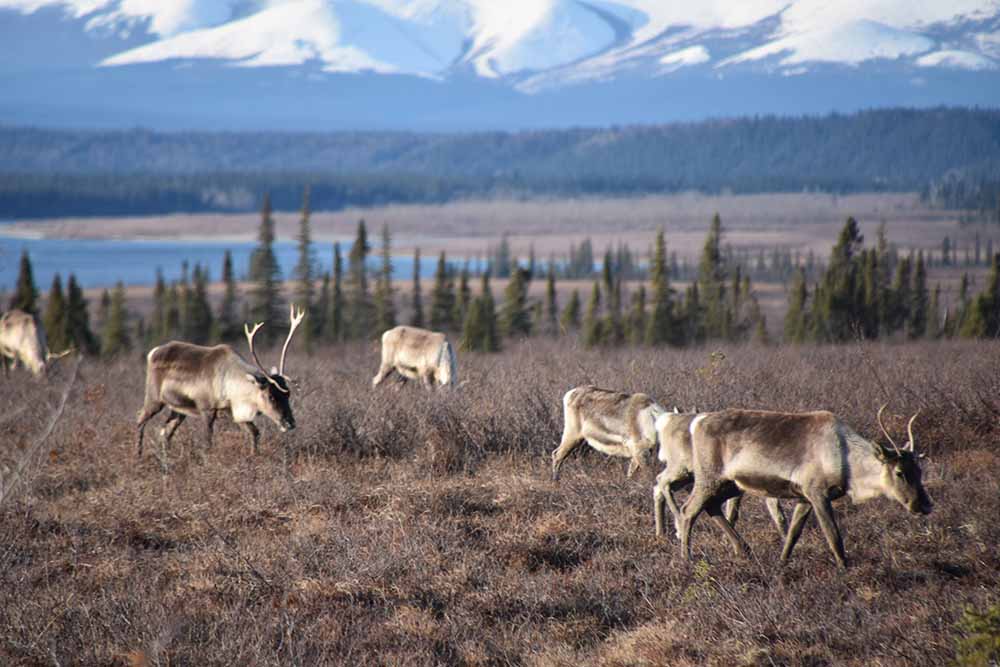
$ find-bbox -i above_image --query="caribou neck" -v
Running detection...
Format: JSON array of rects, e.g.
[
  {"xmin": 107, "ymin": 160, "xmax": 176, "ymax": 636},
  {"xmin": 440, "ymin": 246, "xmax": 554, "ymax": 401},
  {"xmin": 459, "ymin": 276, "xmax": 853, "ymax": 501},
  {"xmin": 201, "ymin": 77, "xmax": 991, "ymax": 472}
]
[{"xmin": 843, "ymin": 430, "xmax": 890, "ymax": 504}]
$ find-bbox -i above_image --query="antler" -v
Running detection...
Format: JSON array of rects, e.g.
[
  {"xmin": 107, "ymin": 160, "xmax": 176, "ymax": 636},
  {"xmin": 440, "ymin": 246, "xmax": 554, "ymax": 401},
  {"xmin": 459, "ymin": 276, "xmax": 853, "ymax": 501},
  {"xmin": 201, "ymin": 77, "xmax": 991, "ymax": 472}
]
[
  {"xmin": 46, "ymin": 347, "xmax": 74, "ymax": 361},
  {"xmin": 244, "ymin": 321, "xmax": 287, "ymax": 392},
  {"xmin": 906, "ymin": 410, "xmax": 920, "ymax": 452},
  {"xmin": 278, "ymin": 303, "xmax": 306, "ymax": 377},
  {"xmin": 876, "ymin": 403, "xmax": 901, "ymax": 454}
]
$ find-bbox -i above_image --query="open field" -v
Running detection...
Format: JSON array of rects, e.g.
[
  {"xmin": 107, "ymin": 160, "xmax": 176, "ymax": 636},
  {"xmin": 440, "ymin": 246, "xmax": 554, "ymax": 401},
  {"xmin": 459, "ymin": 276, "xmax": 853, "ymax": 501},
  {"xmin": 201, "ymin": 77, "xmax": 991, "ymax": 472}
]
[
  {"xmin": 1, "ymin": 192, "xmax": 986, "ymax": 264},
  {"xmin": 2, "ymin": 339, "xmax": 998, "ymax": 665}
]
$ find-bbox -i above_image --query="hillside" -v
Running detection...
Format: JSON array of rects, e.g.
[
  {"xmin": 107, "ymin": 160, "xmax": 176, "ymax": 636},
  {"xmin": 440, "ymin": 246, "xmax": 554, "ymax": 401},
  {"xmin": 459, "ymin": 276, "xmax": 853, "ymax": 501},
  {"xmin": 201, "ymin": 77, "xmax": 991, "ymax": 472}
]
[{"xmin": 2, "ymin": 108, "xmax": 1000, "ymax": 217}]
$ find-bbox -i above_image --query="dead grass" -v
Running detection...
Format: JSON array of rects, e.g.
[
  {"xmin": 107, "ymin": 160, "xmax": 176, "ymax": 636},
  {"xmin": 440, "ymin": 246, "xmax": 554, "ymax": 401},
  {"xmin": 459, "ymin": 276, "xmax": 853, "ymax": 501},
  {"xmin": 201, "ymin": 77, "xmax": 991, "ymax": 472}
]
[{"xmin": 1, "ymin": 339, "xmax": 998, "ymax": 665}]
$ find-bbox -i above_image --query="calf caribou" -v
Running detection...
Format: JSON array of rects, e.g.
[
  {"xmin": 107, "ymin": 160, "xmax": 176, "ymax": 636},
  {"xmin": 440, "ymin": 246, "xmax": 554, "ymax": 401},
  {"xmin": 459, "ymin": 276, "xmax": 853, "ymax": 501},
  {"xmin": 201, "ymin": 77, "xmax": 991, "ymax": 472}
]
[
  {"xmin": 0, "ymin": 309, "xmax": 71, "ymax": 377},
  {"xmin": 653, "ymin": 410, "xmax": 787, "ymax": 540},
  {"xmin": 677, "ymin": 406, "xmax": 932, "ymax": 567},
  {"xmin": 136, "ymin": 304, "xmax": 305, "ymax": 458},
  {"xmin": 372, "ymin": 325, "xmax": 457, "ymax": 389},
  {"xmin": 551, "ymin": 385, "xmax": 666, "ymax": 480}
]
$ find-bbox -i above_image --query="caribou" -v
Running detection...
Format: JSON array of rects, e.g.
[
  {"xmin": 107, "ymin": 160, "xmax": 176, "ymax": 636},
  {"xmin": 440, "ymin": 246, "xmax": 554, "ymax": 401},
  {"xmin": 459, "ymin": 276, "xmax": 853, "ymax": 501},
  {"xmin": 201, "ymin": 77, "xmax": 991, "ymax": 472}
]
[
  {"xmin": 0, "ymin": 309, "xmax": 72, "ymax": 377},
  {"xmin": 372, "ymin": 325, "xmax": 457, "ymax": 389},
  {"xmin": 135, "ymin": 304, "xmax": 305, "ymax": 458},
  {"xmin": 653, "ymin": 409, "xmax": 787, "ymax": 540},
  {"xmin": 551, "ymin": 385, "xmax": 666, "ymax": 480},
  {"xmin": 677, "ymin": 406, "xmax": 932, "ymax": 568}
]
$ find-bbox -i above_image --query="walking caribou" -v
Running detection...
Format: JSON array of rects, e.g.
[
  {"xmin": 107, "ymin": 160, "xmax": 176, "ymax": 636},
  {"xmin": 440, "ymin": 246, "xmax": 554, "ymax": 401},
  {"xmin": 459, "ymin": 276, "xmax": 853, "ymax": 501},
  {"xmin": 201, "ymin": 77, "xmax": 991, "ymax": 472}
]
[
  {"xmin": 653, "ymin": 409, "xmax": 787, "ymax": 540},
  {"xmin": 551, "ymin": 385, "xmax": 665, "ymax": 480},
  {"xmin": 677, "ymin": 405, "xmax": 932, "ymax": 567},
  {"xmin": 135, "ymin": 304, "xmax": 305, "ymax": 458},
  {"xmin": 372, "ymin": 325, "xmax": 457, "ymax": 389},
  {"xmin": 0, "ymin": 309, "xmax": 72, "ymax": 377}
]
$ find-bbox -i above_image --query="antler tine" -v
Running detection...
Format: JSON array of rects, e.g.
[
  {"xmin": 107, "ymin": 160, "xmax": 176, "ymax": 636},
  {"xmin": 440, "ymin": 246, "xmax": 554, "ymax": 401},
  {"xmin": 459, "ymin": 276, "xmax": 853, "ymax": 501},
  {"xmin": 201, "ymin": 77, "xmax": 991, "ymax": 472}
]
[
  {"xmin": 876, "ymin": 403, "xmax": 901, "ymax": 454},
  {"xmin": 278, "ymin": 303, "xmax": 306, "ymax": 377},
  {"xmin": 244, "ymin": 322, "xmax": 270, "ymax": 375},
  {"xmin": 906, "ymin": 409, "xmax": 921, "ymax": 452}
]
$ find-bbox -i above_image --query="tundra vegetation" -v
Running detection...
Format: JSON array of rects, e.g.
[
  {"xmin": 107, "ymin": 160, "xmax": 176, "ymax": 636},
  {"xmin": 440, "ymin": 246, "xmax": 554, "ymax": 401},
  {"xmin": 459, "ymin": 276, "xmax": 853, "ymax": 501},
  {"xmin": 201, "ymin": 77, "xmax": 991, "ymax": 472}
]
[{"xmin": 1, "ymin": 339, "xmax": 998, "ymax": 665}]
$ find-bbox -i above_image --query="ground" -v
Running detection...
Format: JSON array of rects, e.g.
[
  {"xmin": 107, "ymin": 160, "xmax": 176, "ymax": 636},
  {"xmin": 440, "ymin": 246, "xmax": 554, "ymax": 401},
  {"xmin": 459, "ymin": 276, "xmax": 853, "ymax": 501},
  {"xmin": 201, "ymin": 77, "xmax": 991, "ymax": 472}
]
[{"xmin": 2, "ymin": 339, "xmax": 998, "ymax": 666}]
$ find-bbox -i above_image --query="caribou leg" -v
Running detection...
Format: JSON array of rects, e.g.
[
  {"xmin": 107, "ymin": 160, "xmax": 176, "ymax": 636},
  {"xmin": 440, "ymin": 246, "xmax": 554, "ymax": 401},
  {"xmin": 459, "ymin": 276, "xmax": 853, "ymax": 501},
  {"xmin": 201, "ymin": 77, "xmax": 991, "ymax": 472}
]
[
  {"xmin": 678, "ymin": 481, "xmax": 719, "ymax": 561},
  {"xmin": 765, "ymin": 498, "xmax": 788, "ymax": 539},
  {"xmin": 807, "ymin": 491, "xmax": 847, "ymax": 568},
  {"xmin": 707, "ymin": 502, "xmax": 752, "ymax": 557},
  {"xmin": 653, "ymin": 466, "xmax": 692, "ymax": 538},
  {"xmin": 779, "ymin": 501, "xmax": 813, "ymax": 563},
  {"xmin": 550, "ymin": 435, "xmax": 583, "ymax": 481},
  {"xmin": 239, "ymin": 421, "xmax": 261, "ymax": 454},
  {"xmin": 135, "ymin": 400, "xmax": 165, "ymax": 458},
  {"xmin": 371, "ymin": 364, "xmax": 394, "ymax": 388},
  {"xmin": 203, "ymin": 410, "xmax": 217, "ymax": 451}
]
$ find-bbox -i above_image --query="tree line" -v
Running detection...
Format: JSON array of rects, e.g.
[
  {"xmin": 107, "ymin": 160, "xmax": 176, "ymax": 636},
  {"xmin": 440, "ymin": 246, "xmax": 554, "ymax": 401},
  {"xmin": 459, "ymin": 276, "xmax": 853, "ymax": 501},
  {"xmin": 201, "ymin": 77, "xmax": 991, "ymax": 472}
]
[
  {"xmin": 7, "ymin": 191, "xmax": 1000, "ymax": 357},
  {"xmin": 4, "ymin": 107, "xmax": 1000, "ymax": 218}
]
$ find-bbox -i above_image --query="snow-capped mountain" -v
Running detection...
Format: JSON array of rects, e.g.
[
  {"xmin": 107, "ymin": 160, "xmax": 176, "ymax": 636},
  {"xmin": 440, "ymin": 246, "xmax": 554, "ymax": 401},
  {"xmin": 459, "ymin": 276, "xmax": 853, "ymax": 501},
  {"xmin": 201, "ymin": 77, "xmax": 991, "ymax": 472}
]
[{"xmin": 2, "ymin": 0, "xmax": 1000, "ymax": 130}]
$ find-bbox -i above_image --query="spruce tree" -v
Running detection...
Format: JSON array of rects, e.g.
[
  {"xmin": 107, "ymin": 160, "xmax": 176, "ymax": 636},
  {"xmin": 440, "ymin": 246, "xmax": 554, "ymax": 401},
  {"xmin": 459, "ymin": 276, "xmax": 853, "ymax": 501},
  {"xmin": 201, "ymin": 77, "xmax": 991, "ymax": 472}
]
[
  {"xmin": 151, "ymin": 268, "xmax": 167, "ymax": 343},
  {"xmin": 9, "ymin": 249, "xmax": 38, "ymax": 315},
  {"xmin": 626, "ymin": 285, "xmax": 647, "ymax": 346},
  {"xmin": 961, "ymin": 254, "xmax": 1000, "ymax": 338},
  {"xmin": 601, "ymin": 249, "xmax": 623, "ymax": 345},
  {"xmin": 460, "ymin": 297, "xmax": 487, "ymax": 352},
  {"xmin": 373, "ymin": 224, "xmax": 397, "ymax": 335},
  {"xmin": 890, "ymin": 255, "xmax": 913, "ymax": 336},
  {"xmin": 927, "ymin": 284, "xmax": 942, "ymax": 339},
  {"xmin": 178, "ymin": 261, "xmax": 191, "ymax": 340},
  {"xmin": 249, "ymin": 192, "xmax": 282, "ymax": 342},
  {"xmin": 500, "ymin": 266, "xmax": 532, "ymax": 338},
  {"xmin": 783, "ymin": 268, "xmax": 809, "ymax": 343},
  {"xmin": 814, "ymin": 217, "xmax": 864, "ymax": 342},
  {"xmin": 164, "ymin": 284, "xmax": 180, "ymax": 340},
  {"xmin": 543, "ymin": 266, "xmax": 558, "ymax": 336},
  {"xmin": 581, "ymin": 282, "xmax": 603, "ymax": 347},
  {"xmin": 101, "ymin": 282, "xmax": 130, "ymax": 357},
  {"xmin": 453, "ymin": 264, "xmax": 471, "ymax": 331},
  {"xmin": 315, "ymin": 272, "xmax": 330, "ymax": 342},
  {"xmin": 346, "ymin": 219, "xmax": 372, "ymax": 339},
  {"xmin": 42, "ymin": 274, "xmax": 68, "ymax": 353},
  {"xmin": 698, "ymin": 214, "xmax": 727, "ymax": 340},
  {"xmin": 462, "ymin": 271, "xmax": 500, "ymax": 352},
  {"xmin": 187, "ymin": 264, "xmax": 213, "ymax": 344},
  {"xmin": 430, "ymin": 251, "xmax": 455, "ymax": 330},
  {"xmin": 216, "ymin": 250, "xmax": 240, "ymax": 342},
  {"xmin": 645, "ymin": 228, "xmax": 675, "ymax": 346},
  {"xmin": 909, "ymin": 251, "xmax": 929, "ymax": 339},
  {"xmin": 328, "ymin": 243, "xmax": 345, "ymax": 342},
  {"xmin": 65, "ymin": 275, "xmax": 97, "ymax": 355},
  {"xmin": 293, "ymin": 186, "xmax": 316, "ymax": 351},
  {"xmin": 560, "ymin": 289, "xmax": 581, "ymax": 333},
  {"xmin": 410, "ymin": 248, "xmax": 424, "ymax": 328}
]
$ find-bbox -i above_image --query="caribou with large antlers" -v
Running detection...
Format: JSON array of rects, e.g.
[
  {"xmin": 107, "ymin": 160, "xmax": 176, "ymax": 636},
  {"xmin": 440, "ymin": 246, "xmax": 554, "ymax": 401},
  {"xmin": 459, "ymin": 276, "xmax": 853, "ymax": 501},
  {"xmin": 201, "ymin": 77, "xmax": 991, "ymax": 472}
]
[
  {"xmin": 136, "ymin": 304, "xmax": 306, "ymax": 458},
  {"xmin": 1, "ymin": 309, "xmax": 72, "ymax": 377},
  {"xmin": 677, "ymin": 405, "xmax": 932, "ymax": 567}
]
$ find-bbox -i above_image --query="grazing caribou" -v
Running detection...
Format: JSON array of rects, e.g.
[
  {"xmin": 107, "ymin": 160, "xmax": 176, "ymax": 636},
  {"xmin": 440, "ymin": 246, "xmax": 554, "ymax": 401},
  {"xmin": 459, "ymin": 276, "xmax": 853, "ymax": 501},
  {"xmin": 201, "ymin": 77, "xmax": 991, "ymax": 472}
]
[
  {"xmin": 677, "ymin": 406, "xmax": 932, "ymax": 567},
  {"xmin": 551, "ymin": 385, "xmax": 666, "ymax": 480},
  {"xmin": 0, "ymin": 309, "xmax": 71, "ymax": 377},
  {"xmin": 653, "ymin": 410, "xmax": 787, "ymax": 540},
  {"xmin": 372, "ymin": 325, "xmax": 457, "ymax": 389},
  {"xmin": 135, "ymin": 304, "xmax": 305, "ymax": 458}
]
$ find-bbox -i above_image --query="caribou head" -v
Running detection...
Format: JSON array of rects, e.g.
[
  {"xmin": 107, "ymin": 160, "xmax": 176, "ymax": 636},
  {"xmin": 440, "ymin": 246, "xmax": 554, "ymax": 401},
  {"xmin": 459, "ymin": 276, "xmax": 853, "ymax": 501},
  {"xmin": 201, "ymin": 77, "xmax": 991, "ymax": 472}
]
[
  {"xmin": 875, "ymin": 404, "xmax": 933, "ymax": 516},
  {"xmin": 243, "ymin": 304, "xmax": 305, "ymax": 433}
]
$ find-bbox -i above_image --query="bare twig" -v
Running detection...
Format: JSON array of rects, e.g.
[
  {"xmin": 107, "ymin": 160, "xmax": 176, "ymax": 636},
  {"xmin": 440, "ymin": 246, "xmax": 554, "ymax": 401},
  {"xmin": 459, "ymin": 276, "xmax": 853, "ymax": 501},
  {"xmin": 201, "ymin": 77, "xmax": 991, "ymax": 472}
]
[{"xmin": 0, "ymin": 357, "xmax": 79, "ymax": 509}]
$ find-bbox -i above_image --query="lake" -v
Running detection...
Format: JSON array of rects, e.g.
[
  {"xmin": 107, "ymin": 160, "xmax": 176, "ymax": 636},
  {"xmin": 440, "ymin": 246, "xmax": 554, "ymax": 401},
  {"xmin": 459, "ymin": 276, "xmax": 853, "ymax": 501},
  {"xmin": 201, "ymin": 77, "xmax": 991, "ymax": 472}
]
[{"xmin": 0, "ymin": 235, "xmax": 474, "ymax": 291}]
